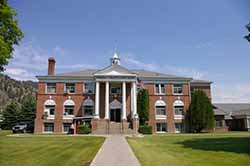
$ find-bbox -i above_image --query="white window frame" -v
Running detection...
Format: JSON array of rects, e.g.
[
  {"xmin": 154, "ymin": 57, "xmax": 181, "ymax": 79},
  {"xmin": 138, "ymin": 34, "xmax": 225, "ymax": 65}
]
[
  {"xmin": 110, "ymin": 87, "xmax": 121, "ymax": 95},
  {"xmin": 84, "ymin": 82, "xmax": 95, "ymax": 94},
  {"xmin": 63, "ymin": 105, "xmax": 75, "ymax": 119},
  {"xmin": 64, "ymin": 83, "xmax": 76, "ymax": 94},
  {"xmin": 173, "ymin": 84, "xmax": 183, "ymax": 95},
  {"xmin": 44, "ymin": 105, "xmax": 55, "ymax": 119},
  {"xmin": 175, "ymin": 123, "xmax": 184, "ymax": 133},
  {"xmin": 46, "ymin": 83, "xmax": 56, "ymax": 94},
  {"xmin": 63, "ymin": 123, "xmax": 72, "ymax": 133},
  {"xmin": 173, "ymin": 100, "xmax": 185, "ymax": 120},
  {"xmin": 43, "ymin": 123, "xmax": 54, "ymax": 133},
  {"xmin": 155, "ymin": 100, "xmax": 167, "ymax": 119},
  {"xmin": 156, "ymin": 123, "xmax": 167, "ymax": 133},
  {"xmin": 154, "ymin": 84, "xmax": 165, "ymax": 95}
]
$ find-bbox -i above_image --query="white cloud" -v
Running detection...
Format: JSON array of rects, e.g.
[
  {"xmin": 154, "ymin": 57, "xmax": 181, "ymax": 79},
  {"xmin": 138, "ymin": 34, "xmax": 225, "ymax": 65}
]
[
  {"xmin": 213, "ymin": 83, "xmax": 250, "ymax": 103},
  {"xmin": 3, "ymin": 42, "xmax": 97, "ymax": 81},
  {"xmin": 5, "ymin": 68, "xmax": 37, "ymax": 81},
  {"xmin": 122, "ymin": 53, "xmax": 207, "ymax": 79}
]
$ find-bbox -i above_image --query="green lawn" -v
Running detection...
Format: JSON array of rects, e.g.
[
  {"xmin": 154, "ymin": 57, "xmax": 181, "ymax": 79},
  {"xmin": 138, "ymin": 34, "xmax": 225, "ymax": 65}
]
[
  {"xmin": 127, "ymin": 132, "xmax": 250, "ymax": 166},
  {"xmin": 0, "ymin": 131, "xmax": 104, "ymax": 166}
]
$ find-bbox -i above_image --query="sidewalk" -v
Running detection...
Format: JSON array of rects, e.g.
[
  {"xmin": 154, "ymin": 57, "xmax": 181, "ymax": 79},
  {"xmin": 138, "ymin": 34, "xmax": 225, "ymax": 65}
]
[{"xmin": 90, "ymin": 135, "xmax": 140, "ymax": 166}]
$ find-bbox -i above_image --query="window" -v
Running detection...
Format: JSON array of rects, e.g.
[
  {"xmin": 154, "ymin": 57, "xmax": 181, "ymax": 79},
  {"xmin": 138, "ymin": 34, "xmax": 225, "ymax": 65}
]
[
  {"xmin": 64, "ymin": 105, "xmax": 74, "ymax": 116},
  {"xmin": 174, "ymin": 106, "xmax": 184, "ymax": 115},
  {"xmin": 44, "ymin": 123, "xmax": 54, "ymax": 133},
  {"xmin": 84, "ymin": 82, "xmax": 95, "ymax": 94},
  {"xmin": 65, "ymin": 83, "xmax": 75, "ymax": 93},
  {"xmin": 155, "ymin": 84, "xmax": 165, "ymax": 94},
  {"xmin": 216, "ymin": 120, "xmax": 223, "ymax": 127},
  {"xmin": 156, "ymin": 123, "xmax": 167, "ymax": 132},
  {"xmin": 173, "ymin": 84, "xmax": 183, "ymax": 94},
  {"xmin": 156, "ymin": 106, "xmax": 166, "ymax": 115},
  {"xmin": 45, "ymin": 105, "xmax": 55, "ymax": 116},
  {"xmin": 84, "ymin": 105, "xmax": 94, "ymax": 116},
  {"xmin": 175, "ymin": 123, "xmax": 184, "ymax": 133},
  {"xmin": 63, "ymin": 123, "xmax": 72, "ymax": 133},
  {"xmin": 110, "ymin": 87, "xmax": 121, "ymax": 94},
  {"xmin": 46, "ymin": 83, "xmax": 56, "ymax": 93}
]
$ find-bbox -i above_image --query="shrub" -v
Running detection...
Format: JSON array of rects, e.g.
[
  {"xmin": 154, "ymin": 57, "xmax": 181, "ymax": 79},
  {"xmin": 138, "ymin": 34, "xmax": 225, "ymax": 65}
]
[
  {"xmin": 138, "ymin": 125, "xmax": 152, "ymax": 134},
  {"xmin": 77, "ymin": 124, "xmax": 91, "ymax": 134}
]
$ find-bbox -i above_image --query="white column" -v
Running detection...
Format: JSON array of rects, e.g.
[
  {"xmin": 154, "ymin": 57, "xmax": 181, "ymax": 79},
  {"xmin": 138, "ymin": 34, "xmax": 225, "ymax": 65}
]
[
  {"xmin": 105, "ymin": 81, "xmax": 109, "ymax": 119},
  {"xmin": 131, "ymin": 82, "xmax": 134, "ymax": 117},
  {"xmin": 95, "ymin": 81, "xmax": 100, "ymax": 119},
  {"xmin": 122, "ymin": 82, "xmax": 127, "ymax": 120},
  {"xmin": 246, "ymin": 118, "xmax": 250, "ymax": 129},
  {"xmin": 132, "ymin": 81, "xmax": 137, "ymax": 117}
]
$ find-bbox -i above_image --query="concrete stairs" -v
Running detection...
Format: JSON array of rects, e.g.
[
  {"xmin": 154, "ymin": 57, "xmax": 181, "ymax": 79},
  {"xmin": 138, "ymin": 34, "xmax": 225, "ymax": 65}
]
[{"xmin": 92, "ymin": 120, "xmax": 135, "ymax": 135}]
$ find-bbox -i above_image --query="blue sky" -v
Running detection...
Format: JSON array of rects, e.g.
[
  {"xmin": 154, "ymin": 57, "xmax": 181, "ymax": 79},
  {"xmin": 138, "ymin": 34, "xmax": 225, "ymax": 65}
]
[{"xmin": 4, "ymin": 0, "xmax": 250, "ymax": 103}]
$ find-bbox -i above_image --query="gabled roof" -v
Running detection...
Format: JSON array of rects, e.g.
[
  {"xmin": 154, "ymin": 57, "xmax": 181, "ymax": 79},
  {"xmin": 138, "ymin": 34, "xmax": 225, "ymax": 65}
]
[
  {"xmin": 55, "ymin": 69, "xmax": 98, "ymax": 77},
  {"xmin": 94, "ymin": 64, "xmax": 136, "ymax": 76},
  {"xmin": 131, "ymin": 69, "xmax": 192, "ymax": 80},
  {"xmin": 213, "ymin": 103, "xmax": 250, "ymax": 119}
]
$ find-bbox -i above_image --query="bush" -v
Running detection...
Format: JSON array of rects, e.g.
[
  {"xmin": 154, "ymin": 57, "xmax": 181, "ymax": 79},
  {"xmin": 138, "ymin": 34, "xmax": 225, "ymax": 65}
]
[
  {"xmin": 138, "ymin": 125, "xmax": 152, "ymax": 134},
  {"xmin": 77, "ymin": 124, "xmax": 91, "ymax": 134}
]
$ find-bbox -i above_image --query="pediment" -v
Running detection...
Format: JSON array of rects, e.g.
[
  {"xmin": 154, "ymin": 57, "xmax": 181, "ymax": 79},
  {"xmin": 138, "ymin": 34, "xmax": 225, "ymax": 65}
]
[{"xmin": 94, "ymin": 64, "xmax": 136, "ymax": 76}]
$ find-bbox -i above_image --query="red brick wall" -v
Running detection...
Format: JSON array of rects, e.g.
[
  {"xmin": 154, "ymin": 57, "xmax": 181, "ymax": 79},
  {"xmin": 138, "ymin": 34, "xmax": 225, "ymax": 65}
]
[
  {"xmin": 35, "ymin": 82, "xmax": 132, "ymax": 134},
  {"xmin": 35, "ymin": 82, "xmax": 94, "ymax": 134},
  {"xmin": 145, "ymin": 83, "xmax": 191, "ymax": 133}
]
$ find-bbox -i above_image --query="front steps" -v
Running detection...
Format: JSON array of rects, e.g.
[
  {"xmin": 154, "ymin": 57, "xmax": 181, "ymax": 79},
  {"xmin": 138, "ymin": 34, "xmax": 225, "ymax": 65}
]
[{"xmin": 92, "ymin": 120, "xmax": 135, "ymax": 135}]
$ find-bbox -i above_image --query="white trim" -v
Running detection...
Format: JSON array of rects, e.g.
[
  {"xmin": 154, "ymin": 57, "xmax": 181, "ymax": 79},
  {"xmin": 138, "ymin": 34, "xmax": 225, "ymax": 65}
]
[
  {"xmin": 45, "ymin": 83, "xmax": 56, "ymax": 94},
  {"xmin": 63, "ymin": 99, "xmax": 75, "ymax": 106},
  {"xmin": 172, "ymin": 84, "xmax": 184, "ymax": 95},
  {"xmin": 173, "ymin": 100, "xmax": 184, "ymax": 106},
  {"xmin": 64, "ymin": 83, "xmax": 76, "ymax": 94},
  {"xmin": 156, "ymin": 131, "xmax": 167, "ymax": 134},
  {"xmin": 155, "ymin": 100, "xmax": 166, "ymax": 106},
  {"xmin": 174, "ymin": 115, "xmax": 184, "ymax": 120},
  {"xmin": 154, "ymin": 83, "xmax": 166, "ymax": 95},
  {"xmin": 156, "ymin": 115, "xmax": 167, "ymax": 120}
]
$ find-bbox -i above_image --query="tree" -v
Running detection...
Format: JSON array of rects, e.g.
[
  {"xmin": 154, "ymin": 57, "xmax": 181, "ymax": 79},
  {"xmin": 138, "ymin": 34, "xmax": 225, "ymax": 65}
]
[
  {"xmin": 137, "ymin": 88, "xmax": 149, "ymax": 125},
  {"xmin": 186, "ymin": 90, "xmax": 214, "ymax": 133},
  {"xmin": 1, "ymin": 102, "xmax": 21, "ymax": 129},
  {"xmin": 244, "ymin": 23, "xmax": 250, "ymax": 42},
  {"xmin": 20, "ymin": 96, "xmax": 36, "ymax": 122},
  {"xmin": 0, "ymin": 0, "xmax": 24, "ymax": 71}
]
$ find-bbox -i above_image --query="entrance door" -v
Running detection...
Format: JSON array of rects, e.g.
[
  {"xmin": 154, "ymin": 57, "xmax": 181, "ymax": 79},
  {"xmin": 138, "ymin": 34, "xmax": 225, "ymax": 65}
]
[{"xmin": 110, "ymin": 109, "xmax": 121, "ymax": 122}]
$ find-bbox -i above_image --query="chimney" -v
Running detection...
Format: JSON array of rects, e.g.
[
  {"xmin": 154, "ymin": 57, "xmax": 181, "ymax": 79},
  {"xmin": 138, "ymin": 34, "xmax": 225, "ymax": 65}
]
[{"xmin": 48, "ymin": 57, "xmax": 56, "ymax": 75}]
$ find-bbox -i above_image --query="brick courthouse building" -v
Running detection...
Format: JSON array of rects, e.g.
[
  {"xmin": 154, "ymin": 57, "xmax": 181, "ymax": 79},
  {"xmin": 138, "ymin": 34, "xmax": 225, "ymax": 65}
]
[{"xmin": 34, "ymin": 53, "xmax": 213, "ymax": 134}]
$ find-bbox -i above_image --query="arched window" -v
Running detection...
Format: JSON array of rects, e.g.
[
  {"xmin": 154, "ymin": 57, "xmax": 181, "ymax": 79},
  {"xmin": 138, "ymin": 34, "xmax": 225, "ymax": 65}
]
[
  {"xmin": 173, "ymin": 100, "xmax": 184, "ymax": 116},
  {"xmin": 82, "ymin": 97, "xmax": 94, "ymax": 116},
  {"xmin": 155, "ymin": 100, "xmax": 166, "ymax": 118},
  {"xmin": 64, "ymin": 98, "xmax": 75, "ymax": 116},
  {"xmin": 44, "ymin": 98, "xmax": 56, "ymax": 117}
]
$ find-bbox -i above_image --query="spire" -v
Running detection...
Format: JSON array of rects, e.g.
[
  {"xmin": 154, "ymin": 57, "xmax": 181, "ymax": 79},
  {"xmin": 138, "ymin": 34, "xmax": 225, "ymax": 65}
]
[{"xmin": 111, "ymin": 52, "xmax": 120, "ymax": 65}]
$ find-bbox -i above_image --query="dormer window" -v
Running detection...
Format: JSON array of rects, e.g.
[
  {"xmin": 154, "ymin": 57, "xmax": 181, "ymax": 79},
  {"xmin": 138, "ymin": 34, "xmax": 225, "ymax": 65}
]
[{"xmin": 65, "ymin": 83, "xmax": 75, "ymax": 94}]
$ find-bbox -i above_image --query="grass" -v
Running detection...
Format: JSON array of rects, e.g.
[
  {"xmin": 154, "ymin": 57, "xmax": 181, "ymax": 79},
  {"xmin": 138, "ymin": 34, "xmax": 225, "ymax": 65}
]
[
  {"xmin": 0, "ymin": 131, "xmax": 105, "ymax": 166},
  {"xmin": 127, "ymin": 132, "xmax": 250, "ymax": 166}
]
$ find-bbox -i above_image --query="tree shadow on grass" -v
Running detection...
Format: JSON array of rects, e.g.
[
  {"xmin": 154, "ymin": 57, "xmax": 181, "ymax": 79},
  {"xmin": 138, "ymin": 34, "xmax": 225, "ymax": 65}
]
[{"xmin": 176, "ymin": 137, "xmax": 250, "ymax": 155}]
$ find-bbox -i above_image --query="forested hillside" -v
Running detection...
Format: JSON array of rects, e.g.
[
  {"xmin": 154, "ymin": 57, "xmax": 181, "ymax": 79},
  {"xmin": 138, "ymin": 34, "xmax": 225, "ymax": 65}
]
[{"xmin": 0, "ymin": 74, "xmax": 37, "ymax": 111}]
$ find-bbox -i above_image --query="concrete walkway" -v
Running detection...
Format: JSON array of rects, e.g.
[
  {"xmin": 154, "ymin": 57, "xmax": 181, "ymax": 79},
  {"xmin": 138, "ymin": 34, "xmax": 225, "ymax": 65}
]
[{"xmin": 90, "ymin": 135, "xmax": 140, "ymax": 166}]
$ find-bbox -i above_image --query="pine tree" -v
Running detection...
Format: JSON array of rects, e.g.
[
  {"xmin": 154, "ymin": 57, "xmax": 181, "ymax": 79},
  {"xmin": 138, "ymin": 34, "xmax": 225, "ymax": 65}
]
[
  {"xmin": 186, "ymin": 90, "xmax": 214, "ymax": 133},
  {"xmin": 1, "ymin": 102, "xmax": 21, "ymax": 129},
  {"xmin": 137, "ymin": 89, "xmax": 149, "ymax": 125},
  {"xmin": 20, "ymin": 96, "xmax": 36, "ymax": 122}
]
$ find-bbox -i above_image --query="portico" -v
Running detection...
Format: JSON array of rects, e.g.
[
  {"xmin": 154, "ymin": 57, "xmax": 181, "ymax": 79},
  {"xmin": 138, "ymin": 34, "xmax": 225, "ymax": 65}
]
[{"xmin": 90, "ymin": 53, "xmax": 139, "ymax": 134}]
